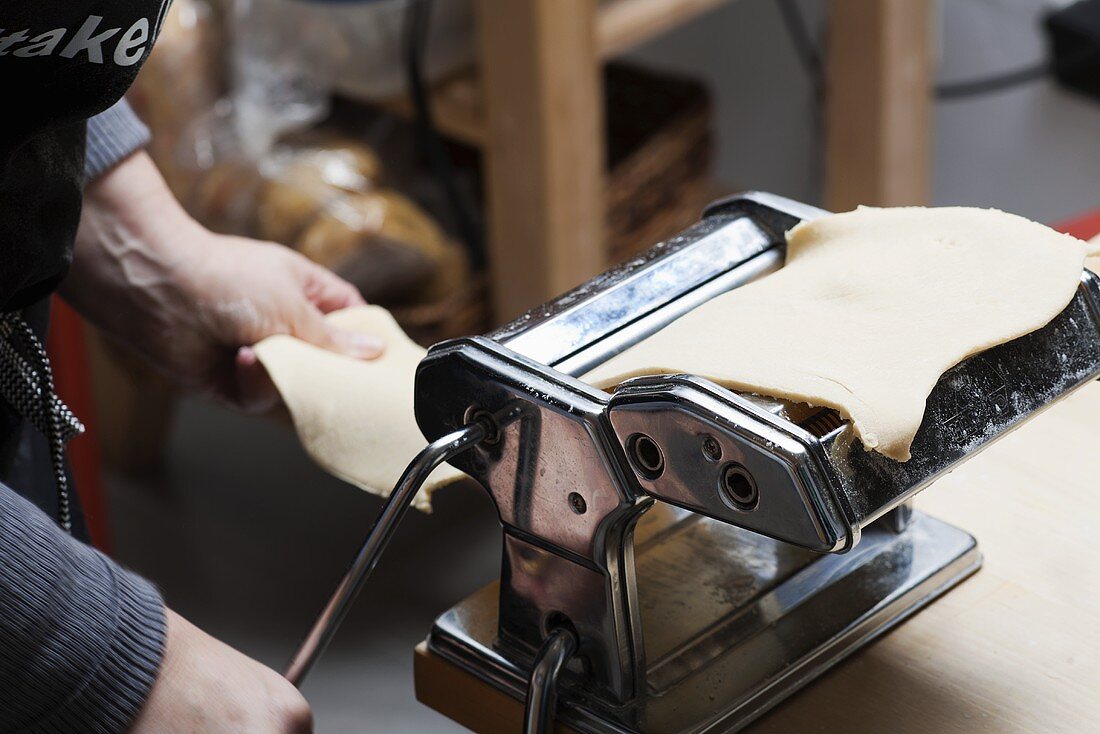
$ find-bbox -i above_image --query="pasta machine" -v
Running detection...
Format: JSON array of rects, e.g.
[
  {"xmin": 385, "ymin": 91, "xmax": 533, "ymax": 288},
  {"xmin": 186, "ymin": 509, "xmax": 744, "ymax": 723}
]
[{"xmin": 286, "ymin": 192, "xmax": 1100, "ymax": 733}]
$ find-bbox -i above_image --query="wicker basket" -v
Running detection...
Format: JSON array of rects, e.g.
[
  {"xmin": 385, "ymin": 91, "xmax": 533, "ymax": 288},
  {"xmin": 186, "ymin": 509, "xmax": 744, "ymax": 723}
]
[
  {"xmin": 604, "ymin": 63, "xmax": 714, "ymax": 264},
  {"xmin": 391, "ymin": 276, "xmax": 489, "ymax": 346}
]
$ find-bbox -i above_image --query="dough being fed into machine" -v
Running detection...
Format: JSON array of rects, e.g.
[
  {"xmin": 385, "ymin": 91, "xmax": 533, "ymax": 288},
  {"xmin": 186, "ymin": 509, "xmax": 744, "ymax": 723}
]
[
  {"xmin": 255, "ymin": 208, "xmax": 1096, "ymax": 501},
  {"xmin": 585, "ymin": 206, "xmax": 1098, "ymax": 461},
  {"xmin": 254, "ymin": 306, "xmax": 463, "ymax": 511}
]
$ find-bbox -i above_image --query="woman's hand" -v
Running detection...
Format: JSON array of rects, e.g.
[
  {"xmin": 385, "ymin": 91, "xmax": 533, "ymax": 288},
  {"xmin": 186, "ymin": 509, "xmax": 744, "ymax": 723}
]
[
  {"xmin": 64, "ymin": 152, "xmax": 383, "ymax": 411},
  {"xmin": 129, "ymin": 610, "xmax": 313, "ymax": 733}
]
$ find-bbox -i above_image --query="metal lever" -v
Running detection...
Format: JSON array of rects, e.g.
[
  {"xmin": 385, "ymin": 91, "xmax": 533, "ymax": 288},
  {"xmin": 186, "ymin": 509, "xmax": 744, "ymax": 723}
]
[
  {"xmin": 284, "ymin": 422, "xmax": 488, "ymax": 687},
  {"xmin": 523, "ymin": 627, "xmax": 578, "ymax": 734}
]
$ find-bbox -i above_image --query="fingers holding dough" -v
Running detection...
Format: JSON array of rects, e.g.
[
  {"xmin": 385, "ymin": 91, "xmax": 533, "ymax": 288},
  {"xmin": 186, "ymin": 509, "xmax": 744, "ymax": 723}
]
[{"xmin": 254, "ymin": 306, "xmax": 464, "ymax": 511}]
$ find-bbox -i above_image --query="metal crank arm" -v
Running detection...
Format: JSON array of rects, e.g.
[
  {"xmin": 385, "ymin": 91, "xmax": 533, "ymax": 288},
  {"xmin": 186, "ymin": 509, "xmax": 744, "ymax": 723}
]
[
  {"xmin": 523, "ymin": 627, "xmax": 579, "ymax": 734},
  {"xmin": 284, "ymin": 421, "xmax": 489, "ymax": 687}
]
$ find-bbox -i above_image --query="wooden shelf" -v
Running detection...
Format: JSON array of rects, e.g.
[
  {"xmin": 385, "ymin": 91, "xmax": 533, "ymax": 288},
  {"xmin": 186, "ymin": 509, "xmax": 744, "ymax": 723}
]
[
  {"xmin": 370, "ymin": 0, "xmax": 931, "ymax": 320},
  {"xmin": 598, "ymin": 0, "xmax": 737, "ymax": 58},
  {"xmin": 375, "ymin": 0, "xmax": 738, "ymax": 148}
]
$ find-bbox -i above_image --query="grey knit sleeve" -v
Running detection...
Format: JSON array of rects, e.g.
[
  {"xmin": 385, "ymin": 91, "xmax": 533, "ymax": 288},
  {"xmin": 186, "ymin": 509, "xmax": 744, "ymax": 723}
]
[
  {"xmin": 0, "ymin": 484, "xmax": 166, "ymax": 733},
  {"xmin": 85, "ymin": 99, "xmax": 151, "ymax": 180}
]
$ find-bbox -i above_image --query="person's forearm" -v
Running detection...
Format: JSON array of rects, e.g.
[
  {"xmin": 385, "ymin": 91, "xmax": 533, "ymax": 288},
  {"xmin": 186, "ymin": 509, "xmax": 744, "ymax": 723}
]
[
  {"xmin": 64, "ymin": 150, "xmax": 376, "ymax": 407},
  {"xmin": 62, "ymin": 151, "xmax": 205, "ymax": 351},
  {"xmin": 0, "ymin": 483, "xmax": 313, "ymax": 733},
  {"xmin": 0, "ymin": 485, "xmax": 165, "ymax": 733}
]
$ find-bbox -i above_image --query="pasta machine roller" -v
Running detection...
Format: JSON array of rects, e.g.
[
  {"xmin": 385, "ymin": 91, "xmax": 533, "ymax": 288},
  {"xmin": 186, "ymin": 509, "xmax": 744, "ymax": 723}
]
[{"xmin": 288, "ymin": 192, "xmax": 1100, "ymax": 733}]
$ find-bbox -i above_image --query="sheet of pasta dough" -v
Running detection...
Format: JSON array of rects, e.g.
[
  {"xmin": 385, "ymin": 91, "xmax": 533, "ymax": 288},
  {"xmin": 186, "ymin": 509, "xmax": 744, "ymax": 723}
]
[
  {"xmin": 254, "ymin": 306, "xmax": 463, "ymax": 511},
  {"xmin": 585, "ymin": 207, "xmax": 1096, "ymax": 461}
]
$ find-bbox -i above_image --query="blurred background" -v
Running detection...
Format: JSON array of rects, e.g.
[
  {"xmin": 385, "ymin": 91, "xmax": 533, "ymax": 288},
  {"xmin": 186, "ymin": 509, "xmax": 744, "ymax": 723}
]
[{"xmin": 50, "ymin": 0, "xmax": 1100, "ymax": 730}]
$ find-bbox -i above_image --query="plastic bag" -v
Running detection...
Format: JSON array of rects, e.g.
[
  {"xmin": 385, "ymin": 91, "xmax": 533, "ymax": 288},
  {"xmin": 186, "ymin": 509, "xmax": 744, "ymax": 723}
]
[
  {"xmin": 128, "ymin": 0, "xmax": 225, "ymax": 197},
  {"xmin": 131, "ymin": 0, "xmax": 474, "ymax": 318},
  {"xmin": 228, "ymin": 0, "xmax": 342, "ymax": 157}
]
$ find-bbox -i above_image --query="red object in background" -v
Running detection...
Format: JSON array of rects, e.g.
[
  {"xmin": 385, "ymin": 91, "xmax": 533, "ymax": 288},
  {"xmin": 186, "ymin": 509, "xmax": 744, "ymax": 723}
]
[
  {"xmin": 47, "ymin": 297, "xmax": 111, "ymax": 552},
  {"xmin": 1057, "ymin": 209, "xmax": 1100, "ymax": 241}
]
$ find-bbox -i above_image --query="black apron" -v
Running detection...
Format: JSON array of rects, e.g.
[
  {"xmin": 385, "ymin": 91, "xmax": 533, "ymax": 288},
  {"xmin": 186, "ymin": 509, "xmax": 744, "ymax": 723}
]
[{"xmin": 0, "ymin": 1, "xmax": 170, "ymax": 536}]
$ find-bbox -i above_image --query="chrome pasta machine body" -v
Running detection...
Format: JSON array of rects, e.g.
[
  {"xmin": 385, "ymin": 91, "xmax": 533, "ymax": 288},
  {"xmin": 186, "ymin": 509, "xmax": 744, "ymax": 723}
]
[{"xmin": 288, "ymin": 193, "xmax": 1100, "ymax": 733}]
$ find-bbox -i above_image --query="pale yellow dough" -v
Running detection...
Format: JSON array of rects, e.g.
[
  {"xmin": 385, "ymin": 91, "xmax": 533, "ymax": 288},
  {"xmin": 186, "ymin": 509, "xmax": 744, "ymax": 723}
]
[
  {"xmin": 585, "ymin": 207, "xmax": 1093, "ymax": 461},
  {"xmin": 1088, "ymin": 233, "xmax": 1100, "ymax": 274},
  {"xmin": 253, "ymin": 306, "xmax": 462, "ymax": 511}
]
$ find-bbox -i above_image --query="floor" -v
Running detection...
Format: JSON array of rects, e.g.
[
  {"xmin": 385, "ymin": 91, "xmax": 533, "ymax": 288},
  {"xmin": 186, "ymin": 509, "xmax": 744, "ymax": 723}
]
[{"xmin": 106, "ymin": 397, "xmax": 502, "ymax": 732}]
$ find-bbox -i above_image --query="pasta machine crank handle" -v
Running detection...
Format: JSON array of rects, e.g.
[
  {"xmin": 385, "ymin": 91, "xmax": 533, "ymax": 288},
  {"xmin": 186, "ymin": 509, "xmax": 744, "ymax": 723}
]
[{"xmin": 284, "ymin": 421, "xmax": 491, "ymax": 687}]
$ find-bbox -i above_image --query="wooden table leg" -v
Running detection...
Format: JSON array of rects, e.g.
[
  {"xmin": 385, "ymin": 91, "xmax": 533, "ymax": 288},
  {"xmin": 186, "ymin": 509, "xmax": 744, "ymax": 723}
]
[
  {"xmin": 824, "ymin": 0, "xmax": 933, "ymax": 210},
  {"xmin": 475, "ymin": 0, "xmax": 607, "ymax": 322}
]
